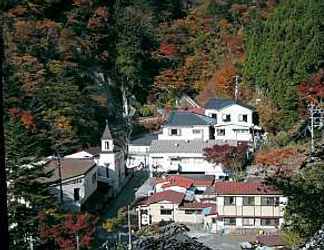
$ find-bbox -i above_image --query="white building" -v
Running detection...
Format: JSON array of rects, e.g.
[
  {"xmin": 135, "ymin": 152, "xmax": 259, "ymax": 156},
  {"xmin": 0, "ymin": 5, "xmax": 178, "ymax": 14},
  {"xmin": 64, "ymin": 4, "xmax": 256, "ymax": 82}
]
[
  {"xmin": 97, "ymin": 121, "xmax": 127, "ymax": 196},
  {"xmin": 41, "ymin": 158, "xmax": 97, "ymax": 211},
  {"xmin": 204, "ymin": 98, "xmax": 256, "ymax": 142}
]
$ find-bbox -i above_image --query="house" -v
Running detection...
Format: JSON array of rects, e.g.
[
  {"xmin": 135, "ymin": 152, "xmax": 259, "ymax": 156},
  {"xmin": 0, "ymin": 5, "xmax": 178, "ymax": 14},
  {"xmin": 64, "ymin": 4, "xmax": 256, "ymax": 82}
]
[
  {"xmin": 127, "ymin": 133, "xmax": 158, "ymax": 169},
  {"xmin": 136, "ymin": 190, "xmax": 217, "ymax": 226},
  {"xmin": 97, "ymin": 120, "xmax": 127, "ymax": 196},
  {"xmin": 204, "ymin": 98, "xmax": 257, "ymax": 142},
  {"xmin": 40, "ymin": 158, "xmax": 97, "ymax": 211},
  {"xmin": 202, "ymin": 182, "xmax": 287, "ymax": 233}
]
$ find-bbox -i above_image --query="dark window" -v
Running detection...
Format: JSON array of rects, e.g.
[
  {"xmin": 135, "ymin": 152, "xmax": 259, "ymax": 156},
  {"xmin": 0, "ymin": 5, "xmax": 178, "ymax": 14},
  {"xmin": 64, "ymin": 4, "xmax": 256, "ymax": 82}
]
[
  {"xmin": 92, "ymin": 173, "xmax": 96, "ymax": 184},
  {"xmin": 261, "ymin": 218, "xmax": 279, "ymax": 226},
  {"xmin": 224, "ymin": 197, "xmax": 236, "ymax": 205},
  {"xmin": 106, "ymin": 167, "xmax": 109, "ymax": 178},
  {"xmin": 211, "ymin": 113, "xmax": 217, "ymax": 119},
  {"xmin": 170, "ymin": 129, "xmax": 180, "ymax": 136},
  {"xmin": 224, "ymin": 218, "xmax": 236, "ymax": 225},
  {"xmin": 261, "ymin": 197, "xmax": 280, "ymax": 206},
  {"xmin": 193, "ymin": 129, "xmax": 201, "ymax": 134},
  {"xmin": 239, "ymin": 114, "xmax": 248, "ymax": 122},
  {"xmin": 212, "ymin": 218, "xmax": 217, "ymax": 223},
  {"xmin": 185, "ymin": 209, "xmax": 197, "ymax": 214},
  {"xmin": 74, "ymin": 188, "xmax": 80, "ymax": 201},
  {"xmin": 217, "ymin": 129, "xmax": 225, "ymax": 136},
  {"xmin": 243, "ymin": 218, "xmax": 255, "ymax": 226},
  {"xmin": 105, "ymin": 141, "xmax": 109, "ymax": 150},
  {"xmin": 223, "ymin": 114, "xmax": 231, "ymax": 122},
  {"xmin": 243, "ymin": 197, "xmax": 255, "ymax": 206},
  {"xmin": 160, "ymin": 209, "xmax": 172, "ymax": 215}
]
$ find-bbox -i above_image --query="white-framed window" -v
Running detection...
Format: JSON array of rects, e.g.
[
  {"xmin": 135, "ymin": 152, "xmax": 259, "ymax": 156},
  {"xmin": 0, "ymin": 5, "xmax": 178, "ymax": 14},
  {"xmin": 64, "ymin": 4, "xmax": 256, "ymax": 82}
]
[
  {"xmin": 243, "ymin": 218, "xmax": 255, "ymax": 226},
  {"xmin": 169, "ymin": 128, "xmax": 181, "ymax": 136},
  {"xmin": 261, "ymin": 197, "xmax": 280, "ymax": 206},
  {"xmin": 224, "ymin": 217, "xmax": 236, "ymax": 225},
  {"xmin": 243, "ymin": 197, "xmax": 255, "ymax": 206},
  {"xmin": 160, "ymin": 209, "xmax": 172, "ymax": 215},
  {"xmin": 217, "ymin": 129, "xmax": 225, "ymax": 136},
  {"xmin": 224, "ymin": 197, "xmax": 236, "ymax": 205},
  {"xmin": 222, "ymin": 114, "xmax": 231, "ymax": 122},
  {"xmin": 238, "ymin": 114, "xmax": 248, "ymax": 122},
  {"xmin": 74, "ymin": 188, "xmax": 80, "ymax": 201},
  {"xmin": 193, "ymin": 129, "xmax": 201, "ymax": 134},
  {"xmin": 235, "ymin": 129, "xmax": 249, "ymax": 134},
  {"xmin": 261, "ymin": 218, "xmax": 279, "ymax": 226},
  {"xmin": 211, "ymin": 113, "xmax": 217, "ymax": 119}
]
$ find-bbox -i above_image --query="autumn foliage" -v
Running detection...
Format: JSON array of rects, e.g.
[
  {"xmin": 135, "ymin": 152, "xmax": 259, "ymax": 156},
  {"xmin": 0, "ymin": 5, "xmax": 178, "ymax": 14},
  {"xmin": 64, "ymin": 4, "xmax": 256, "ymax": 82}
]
[
  {"xmin": 39, "ymin": 212, "xmax": 98, "ymax": 250},
  {"xmin": 204, "ymin": 143, "xmax": 248, "ymax": 180},
  {"xmin": 298, "ymin": 69, "xmax": 324, "ymax": 104}
]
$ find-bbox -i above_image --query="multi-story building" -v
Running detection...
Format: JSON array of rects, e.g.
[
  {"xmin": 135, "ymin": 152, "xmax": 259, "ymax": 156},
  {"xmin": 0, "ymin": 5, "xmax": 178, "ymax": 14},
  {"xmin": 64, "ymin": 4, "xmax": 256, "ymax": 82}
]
[{"xmin": 202, "ymin": 182, "xmax": 286, "ymax": 233}]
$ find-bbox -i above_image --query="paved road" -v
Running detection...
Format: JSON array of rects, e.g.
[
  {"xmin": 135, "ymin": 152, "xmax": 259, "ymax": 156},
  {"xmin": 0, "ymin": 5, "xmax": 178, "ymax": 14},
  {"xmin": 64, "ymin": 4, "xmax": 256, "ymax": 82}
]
[
  {"xmin": 186, "ymin": 225, "xmax": 243, "ymax": 250},
  {"xmin": 103, "ymin": 170, "xmax": 148, "ymax": 219}
]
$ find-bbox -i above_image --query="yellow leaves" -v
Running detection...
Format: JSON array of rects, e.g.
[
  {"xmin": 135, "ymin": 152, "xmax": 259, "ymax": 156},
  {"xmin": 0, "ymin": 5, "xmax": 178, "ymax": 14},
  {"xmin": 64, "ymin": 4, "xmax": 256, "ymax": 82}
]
[
  {"xmin": 55, "ymin": 116, "xmax": 72, "ymax": 130},
  {"xmin": 47, "ymin": 60, "xmax": 65, "ymax": 75},
  {"xmin": 218, "ymin": 19, "xmax": 232, "ymax": 30}
]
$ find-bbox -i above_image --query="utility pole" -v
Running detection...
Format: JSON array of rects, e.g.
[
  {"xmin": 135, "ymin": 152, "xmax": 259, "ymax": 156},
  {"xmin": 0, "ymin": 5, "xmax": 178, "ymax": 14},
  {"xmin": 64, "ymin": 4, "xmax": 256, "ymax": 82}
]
[
  {"xmin": 76, "ymin": 232, "xmax": 80, "ymax": 250},
  {"xmin": 308, "ymin": 102, "xmax": 324, "ymax": 157},
  {"xmin": 234, "ymin": 75, "xmax": 240, "ymax": 102},
  {"xmin": 29, "ymin": 236, "xmax": 34, "ymax": 250},
  {"xmin": 56, "ymin": 152, "xmax": 64, "ymax": 205},
  {"xmin": 127, "ymin": 205, "xmax": 132, "ymax": 250},
  {"xmin": 0, "ymin": 14, "xmax": 9, "ymax": 250}
]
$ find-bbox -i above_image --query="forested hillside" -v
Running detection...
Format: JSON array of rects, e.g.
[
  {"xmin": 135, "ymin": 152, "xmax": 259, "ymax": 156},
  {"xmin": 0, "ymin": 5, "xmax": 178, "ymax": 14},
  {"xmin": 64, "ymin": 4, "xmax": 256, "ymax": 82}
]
[{"xmin": 2, "ymin": 0, "xmax": 324, "ymax": 248}]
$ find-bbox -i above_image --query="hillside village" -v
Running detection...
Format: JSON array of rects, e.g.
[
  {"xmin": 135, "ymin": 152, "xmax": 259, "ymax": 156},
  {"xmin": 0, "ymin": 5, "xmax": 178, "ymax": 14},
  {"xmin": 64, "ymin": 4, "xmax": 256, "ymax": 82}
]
[{"xmin": 2, "ymin": 0, "xmax": 324, "ymax": 250}]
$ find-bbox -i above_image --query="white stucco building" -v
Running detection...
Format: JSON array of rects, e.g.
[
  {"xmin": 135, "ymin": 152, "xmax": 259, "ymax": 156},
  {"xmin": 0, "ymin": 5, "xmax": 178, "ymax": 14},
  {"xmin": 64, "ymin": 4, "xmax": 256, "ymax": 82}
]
[{"xmin": 42, "ymin": 158, "xmax": 97, "ymax": 211}]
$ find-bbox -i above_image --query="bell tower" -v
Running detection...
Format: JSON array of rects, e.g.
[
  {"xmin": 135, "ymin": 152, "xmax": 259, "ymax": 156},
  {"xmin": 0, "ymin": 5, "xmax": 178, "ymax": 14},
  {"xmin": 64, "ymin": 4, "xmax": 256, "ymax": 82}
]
[{"xmin": 101, "ymin": 120, "xmax": 114, "ymax": 153}]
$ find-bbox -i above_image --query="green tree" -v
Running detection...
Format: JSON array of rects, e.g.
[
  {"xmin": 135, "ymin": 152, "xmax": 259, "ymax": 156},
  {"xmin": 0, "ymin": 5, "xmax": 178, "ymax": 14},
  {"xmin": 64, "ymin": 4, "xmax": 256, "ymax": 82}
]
[
  {"xmin": 5, "ymin": 117, "xmax": 55, "ymax": 249},
  {"xmin": 244, "ymin": 0, "xmax": 324, "ymax": 129}
]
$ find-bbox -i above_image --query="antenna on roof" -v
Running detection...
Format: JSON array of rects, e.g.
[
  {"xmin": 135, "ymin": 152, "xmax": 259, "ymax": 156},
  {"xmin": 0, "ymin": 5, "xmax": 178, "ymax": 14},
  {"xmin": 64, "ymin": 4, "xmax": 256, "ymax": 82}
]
[{"xmin": 234, "ymin": 75, "xmax": 240, "ymax": 102}]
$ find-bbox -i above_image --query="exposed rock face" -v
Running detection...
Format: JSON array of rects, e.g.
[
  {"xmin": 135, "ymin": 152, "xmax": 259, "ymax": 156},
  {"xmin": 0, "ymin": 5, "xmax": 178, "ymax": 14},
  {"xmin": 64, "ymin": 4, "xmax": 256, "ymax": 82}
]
[
  {"xmin": 300, "ymin": 225, "xmax": 324, "ymax": 250},
  {"xmin": 133, "ymin": 223, "xmax": 211, "ymax": 250}
]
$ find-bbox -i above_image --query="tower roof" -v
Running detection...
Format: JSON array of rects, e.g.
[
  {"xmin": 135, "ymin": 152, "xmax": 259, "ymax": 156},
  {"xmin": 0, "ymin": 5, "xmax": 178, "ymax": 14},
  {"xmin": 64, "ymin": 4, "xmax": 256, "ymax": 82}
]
[{"xmin": 102, "ymin": 120, "xmax": 113, "ymax": 140}]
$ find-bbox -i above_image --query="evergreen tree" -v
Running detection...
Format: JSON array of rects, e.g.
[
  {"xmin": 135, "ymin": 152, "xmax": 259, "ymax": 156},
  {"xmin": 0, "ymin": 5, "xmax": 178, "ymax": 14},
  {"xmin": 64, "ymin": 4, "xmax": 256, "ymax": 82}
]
[
  {"xmin": 5, "ymin": 117, "xmax": 55, "ymax": 249},
  {"xmin": 244, "ymin": 0, "xmax": 324, "ymax": 129}
]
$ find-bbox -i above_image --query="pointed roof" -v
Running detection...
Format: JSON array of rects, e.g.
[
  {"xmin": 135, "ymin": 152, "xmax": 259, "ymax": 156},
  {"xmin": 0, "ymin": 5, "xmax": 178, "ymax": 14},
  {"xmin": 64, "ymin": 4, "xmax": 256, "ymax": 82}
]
[{"xmin": 102, "ymin": 120, "xmax": 113, "ymax": 140}]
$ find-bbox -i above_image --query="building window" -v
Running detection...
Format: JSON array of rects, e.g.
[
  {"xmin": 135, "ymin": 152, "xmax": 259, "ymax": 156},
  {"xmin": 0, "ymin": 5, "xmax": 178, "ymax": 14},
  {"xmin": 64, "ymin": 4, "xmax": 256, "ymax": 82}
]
[
  {"xmin": 217, "ymin": 129, "xmax": 225, "ymax": 136},
  {"xmin": 193, "ymin": 129, "xmax": 201, "ymax": 134},
  {"xmin": 92, "ymin": 173, "xmax": 96, "ymax": 184},
  {"xmin": 170, "ymin": 128, "xmax": 180, "ymax": 136},
  {"xmin": 224, "ymin": 218, "xmax": 236, "ymax": 225},
  {"xmin": 261, "ymin": 197, "xmax": 280, "ymax": 206},
  {"xmin": 211, "ymin": 113, "xmax": 217, "ymax": 119},
  {"xmin": 243, "ymin": 218, "xmax": 255, "ymax": 226},
  {"xmin": 106, "ymin": 167, "xmax": 109, "ymax": 178},
  {"xmin": 185, "ymin": 209, "xmax": 197, "ymax": 214},
  {"xmin": 235, "ymin": 129, "xmax": 249, "ymax": 134},
  {"xmin": 74, "ymin": 188, "xmax": 80, "ymax": 201},
  {"xmin": 243, "ymin": 197, "xmax": 255, "ymax": 206},
  {"xmin": 239, "ymin": 114, "xmax": 248, "ymax": 122},
  {"xmin": 222, "ymin": 114, "xmax": 231, "ymax": 122},
  {"xmin": 160, "ymin": 209, "xmax": 172, "ymax": 215},
  {"xmin": 224, "ymin": 197, "xmax": 236, "ymax": 206},
  {"xmin": 105, "ymin": 141, "xmax": 109, "ymax": 150},
  {"xmin": 212, "ymin": 218, "xmax": 217, "ymax": 223},
  {"xmin": 261, "ymin": 218, "xmax": 279, "ymax": 226}
]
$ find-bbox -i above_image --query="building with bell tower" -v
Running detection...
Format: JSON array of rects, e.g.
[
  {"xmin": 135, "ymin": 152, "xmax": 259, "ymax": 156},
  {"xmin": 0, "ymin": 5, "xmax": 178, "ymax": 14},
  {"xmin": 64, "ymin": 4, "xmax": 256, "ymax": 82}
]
[{"xmin": 97, "ymin": 120, "xmax": 126, "ymax": 196}]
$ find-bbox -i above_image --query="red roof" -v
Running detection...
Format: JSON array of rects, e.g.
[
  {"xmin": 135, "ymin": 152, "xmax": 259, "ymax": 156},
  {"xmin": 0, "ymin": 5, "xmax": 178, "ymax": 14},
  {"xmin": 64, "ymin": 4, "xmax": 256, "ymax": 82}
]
[
  {"xmin": 145, "ymin": 190, "xmax": 185, "ymax": 205},
  {"xmin": 213, "ymin": 182, "xmax": 281, "ymax": 195},
  {"xmin": 157, "ymin": 175, "xmax": 213, "ymax": 189}
]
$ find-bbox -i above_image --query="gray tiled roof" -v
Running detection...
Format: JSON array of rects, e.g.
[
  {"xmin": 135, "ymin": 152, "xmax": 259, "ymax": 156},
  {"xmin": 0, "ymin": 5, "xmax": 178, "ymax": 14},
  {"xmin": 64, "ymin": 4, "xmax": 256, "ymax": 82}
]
[
  {"xmin": 130, "ymin": 133, "xmax": 158, "ymax": 146},
  {"xmin": 165, "ymin": 111, "xmax": 216, "ymax": 127},
  {"xmin": 205, "ymin": 98, "xmax": 254, "ymax": 110},
  {"xmin": 149, "ymin": 140, "xmax": 237, "ymax": 154},
  {"xmin": 102, "ymin": 121, "xmax": 113, "ymax": 139}
]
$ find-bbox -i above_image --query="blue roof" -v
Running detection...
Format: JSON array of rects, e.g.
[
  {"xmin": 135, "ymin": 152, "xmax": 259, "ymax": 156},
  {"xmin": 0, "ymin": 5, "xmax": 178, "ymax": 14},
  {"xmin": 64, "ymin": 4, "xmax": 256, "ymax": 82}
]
[
  {"xmin": 130, "ymin": 133, "xmax": 158, "ymax": 146},
  {"xmin": 165, "ymin": 111, "xmax": 217, "ymax": 127},
  {"xmin": 205, "ymin": 98, "xmax": 254, "ymax": 110}
]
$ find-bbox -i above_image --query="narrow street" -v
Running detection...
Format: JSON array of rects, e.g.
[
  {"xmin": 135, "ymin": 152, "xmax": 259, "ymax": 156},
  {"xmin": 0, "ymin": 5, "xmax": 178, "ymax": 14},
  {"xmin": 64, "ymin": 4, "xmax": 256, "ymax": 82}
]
[{"xmin": 103, "ymin": 170, "xmax": 149, "ymax": 219}]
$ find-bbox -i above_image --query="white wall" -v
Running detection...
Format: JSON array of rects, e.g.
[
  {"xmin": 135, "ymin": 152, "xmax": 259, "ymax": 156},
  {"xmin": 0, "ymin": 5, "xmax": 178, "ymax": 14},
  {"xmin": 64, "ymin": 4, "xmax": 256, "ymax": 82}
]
[
  {"xmin": 205, "ymin": 104, "xmax": 253, "ymax": 127},
  {"xmin": 158, "ymin": 126, "xmax": 210, "ymax": 141},
  {"xmin": 49, "ymin": 166, "xmax": 97, "ymax": 211},
  {"xmin": 149, "ymin": 152, "xmax": 226, "ymax": 178},
  {"xmin": 214, "ymin": 124, "xmax": 252, "ymax": 141}
]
